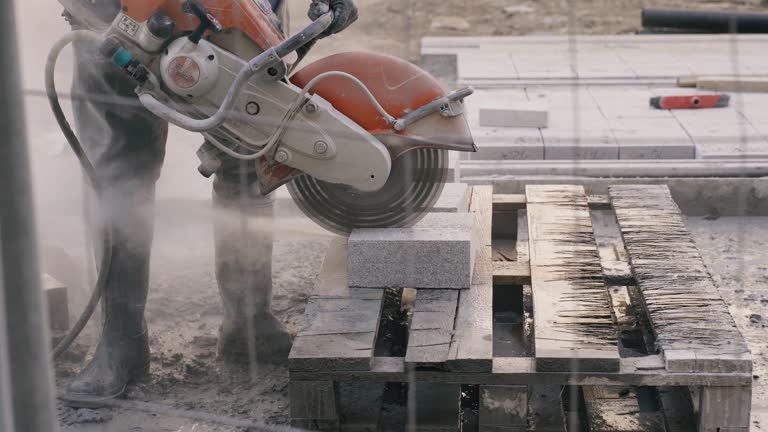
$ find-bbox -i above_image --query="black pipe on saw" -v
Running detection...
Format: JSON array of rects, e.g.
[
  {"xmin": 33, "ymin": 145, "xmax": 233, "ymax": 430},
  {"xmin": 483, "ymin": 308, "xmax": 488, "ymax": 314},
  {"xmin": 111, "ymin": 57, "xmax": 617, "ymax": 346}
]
[{"xmin": 642, "ymin": 8, "xmax": 768, "ymax": 33}]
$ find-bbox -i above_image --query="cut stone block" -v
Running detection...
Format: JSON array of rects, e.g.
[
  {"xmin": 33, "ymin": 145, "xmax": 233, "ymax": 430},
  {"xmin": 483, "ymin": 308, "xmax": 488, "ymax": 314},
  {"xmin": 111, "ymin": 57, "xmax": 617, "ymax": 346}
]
[
  {"xmin": 447, "ymin": 150, "xmax": 461, "ymax": 182},
  {"xmin": 41, "ymin": 273, "xmax": 69, "ymax": 332},
  {"xmin": 479, "ymin": 104, "xmax": 548, "ymax": 128},
  {"xmin": 348, "ymin": 213, "xmax": 475, "ymax": 289},
  {"xmin": 612, "ymin": 130, "xmax": 695, "ymax": 159},
  {"xmin": 432, "ymin": 183, "xmax": 470, "ymax": 213},
  {"xmin": 542, "ymin": 129, "xmax": 619, "ymax": 160},
  {"xmin": 696, "ymin": 139, "xmax": 768, "ymax": 159},
  {"xmin": 471, "ymin": 129, "xmax": 544, "ymax": 160}
]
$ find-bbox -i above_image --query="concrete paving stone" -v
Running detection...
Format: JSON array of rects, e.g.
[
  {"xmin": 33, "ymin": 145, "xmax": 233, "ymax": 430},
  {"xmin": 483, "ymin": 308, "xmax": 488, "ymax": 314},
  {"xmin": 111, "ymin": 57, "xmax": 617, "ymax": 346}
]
[
  {"xmin": 597, "ymin": 99, "xmax": 676, "ymax": 120},
  {"xmin": 464, "ymin": 89, "xmax": 530, "ymax": 129},
  {"xmin": 696, "ymin": 139, "xmax": 768, "ymax": 159},
  {"xmin": 608, "ymin": 117, "xmax": 695, "ymax": 159},
  {"xmin": 479, "ymin": 104, "xmax": 548, "ymax": 128},
  {"xmin": 457, "ymin": 52, "xmax": 517, "ymax": 80},
  {"xmin": 546, "ymin": 109, "xmax": 607, "ymax": 130},
  {"xmin": 471, "ymin": 129, "xmax": 544, "ymax": 160},
  {"xmin": 576, "ymin": 67, "xmax": 637, "ymax": 79},
  {"xmin": 748, "ymin": 122, "xmax": 768, "ymax": 137},
  {"xmin": 42, "ymin": 273, "xmax": 69, "ymax": 332},
  {"xmin": 516, "ymin": 67, "xmax": 578, "ymax": 79},
  {"xmin": 542, "ymin": 129, "xmax": 619, "ymax": 160},
  {"xmin": 447, "ymin": 151, "xmax": 461, "ymax": 182},
  {"xmin": 650, "ymin": 87, "xmax": 714, "ymax": 96},
  {"xmin": 432, "ymin": 183, "xmax": 470, "ymax": 213},
  {"xmin": 615, "ymin": 135, "xmax": 696, "ymax": 159},
  {"xmin": 735, "ymin": 94, "xmax": 768, "ymax": 123},
  {"xmin": 348, "ymin": 212, "xmax": 475, "ymax": 289},
  {"xmin": 682, "ymin": 123, "xmax": 762, "ymax": 143},
  {"xmin": 673, "ymin": 110, "xmax": 750, "ymax": 128},
  {"xmin": 628, "ymin": 64, "xmax": 695, "ymax": 78},
  {"xmin": 525, "ymin": 88, "xmax": 596, "ymax": 107}
]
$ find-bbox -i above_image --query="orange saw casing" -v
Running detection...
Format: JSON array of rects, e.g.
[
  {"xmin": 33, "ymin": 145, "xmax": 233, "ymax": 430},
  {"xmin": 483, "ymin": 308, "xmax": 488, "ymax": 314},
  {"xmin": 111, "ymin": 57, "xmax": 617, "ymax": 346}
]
[
  {"xmin": 290, "ymin": 52, "xmax": 476, "ymax": 157},
  {"xmin": 120, "ymin": 0, "xmax": 285, "ymax": 50}
]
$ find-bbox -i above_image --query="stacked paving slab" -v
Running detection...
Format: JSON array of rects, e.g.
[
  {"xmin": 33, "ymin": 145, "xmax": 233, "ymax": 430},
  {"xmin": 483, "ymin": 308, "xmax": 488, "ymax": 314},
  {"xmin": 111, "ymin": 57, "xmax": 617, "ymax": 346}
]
[{"xmin": 423, "ymin": 34, "xmax": 768, "ymax": 162}]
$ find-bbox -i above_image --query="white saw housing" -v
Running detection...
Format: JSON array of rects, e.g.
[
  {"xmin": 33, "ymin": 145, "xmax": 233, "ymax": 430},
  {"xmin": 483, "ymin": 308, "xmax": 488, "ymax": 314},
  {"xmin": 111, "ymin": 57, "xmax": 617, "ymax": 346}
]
[
  {"xmin": 156, "ymin": 38, "xmax": 391, "ymax": 192},
  {"xmin": 160, "ymin": 38, "xmax": 220, "ymax": 98}
]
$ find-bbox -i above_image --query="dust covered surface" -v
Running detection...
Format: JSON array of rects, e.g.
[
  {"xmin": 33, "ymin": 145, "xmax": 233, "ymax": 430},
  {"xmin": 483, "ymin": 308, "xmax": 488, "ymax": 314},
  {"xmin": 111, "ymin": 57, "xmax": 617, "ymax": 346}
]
[
  {"xmin": 687, "ymin": 216, "xmax": 768, "ymax": 429},
  {"xmin": 26, "ymin": 0, "xmax": 768, "ymax": 429},
  {"xmin": 54, "ymin": 204, "xmax": 330, "ymax": 430}
]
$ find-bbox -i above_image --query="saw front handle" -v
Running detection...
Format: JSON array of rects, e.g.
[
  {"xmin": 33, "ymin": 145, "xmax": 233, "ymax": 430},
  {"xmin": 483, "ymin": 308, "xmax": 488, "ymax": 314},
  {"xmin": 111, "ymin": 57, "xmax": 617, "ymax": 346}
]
[{"xmin": 133, "ymin": 12, "xmax": 334, "ymax": 132}]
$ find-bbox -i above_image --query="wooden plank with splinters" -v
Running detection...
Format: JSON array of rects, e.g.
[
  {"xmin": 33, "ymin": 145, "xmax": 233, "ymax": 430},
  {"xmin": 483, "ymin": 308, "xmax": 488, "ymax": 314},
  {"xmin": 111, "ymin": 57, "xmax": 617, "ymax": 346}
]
[
  {"xmin": 609, "ymin": 185, "xmax": 751, "ymax": 374},
  {"xmin": 492, "ymin": 193, "xmax": 613, "ymax": 212},
  {"xmin": 526, "ymin": 185, "xmax": 620, "ymax": 372}
]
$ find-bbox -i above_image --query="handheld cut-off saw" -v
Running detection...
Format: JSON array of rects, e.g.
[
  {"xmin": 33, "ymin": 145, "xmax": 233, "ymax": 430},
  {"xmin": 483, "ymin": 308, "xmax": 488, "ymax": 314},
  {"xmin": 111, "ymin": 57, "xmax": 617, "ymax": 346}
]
[{"xmin": 51, "ymin": 0, "xmax": 477, "ymax": 234}]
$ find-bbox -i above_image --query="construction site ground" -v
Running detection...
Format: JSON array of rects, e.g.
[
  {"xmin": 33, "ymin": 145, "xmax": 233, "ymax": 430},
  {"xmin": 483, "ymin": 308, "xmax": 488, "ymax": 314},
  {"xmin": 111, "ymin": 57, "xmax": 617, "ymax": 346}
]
[{"xmin": 12, "ymin": 0, "xmax": 768, "ymax": 430}]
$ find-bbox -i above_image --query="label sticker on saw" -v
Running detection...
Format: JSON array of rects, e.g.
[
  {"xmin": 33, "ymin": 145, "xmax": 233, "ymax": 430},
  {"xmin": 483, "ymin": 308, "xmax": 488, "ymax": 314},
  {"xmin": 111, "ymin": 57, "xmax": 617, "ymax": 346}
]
[
  {"xmin": 117, "ymin": 15, "xmax": 140, "ymax": 36},
  {"xmin": 166, "ymin": 57, "xmax": 201, "ymax": 90}
]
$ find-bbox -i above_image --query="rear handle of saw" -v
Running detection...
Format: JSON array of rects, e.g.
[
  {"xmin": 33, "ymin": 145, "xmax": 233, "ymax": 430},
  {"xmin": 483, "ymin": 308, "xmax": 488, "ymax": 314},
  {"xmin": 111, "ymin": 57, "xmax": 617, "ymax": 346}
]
[{"xmin": 134, "ymin": 12, "xmax": 334, "ymax": 132}]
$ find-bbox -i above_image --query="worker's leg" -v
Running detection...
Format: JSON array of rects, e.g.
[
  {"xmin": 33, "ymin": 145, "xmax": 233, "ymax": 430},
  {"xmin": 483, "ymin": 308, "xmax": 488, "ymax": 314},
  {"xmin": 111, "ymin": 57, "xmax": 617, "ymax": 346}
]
[
  {"xmin": 212, "ymin": 160, "xmax": 292, "ymax": 364},
  {"xmin": 63, "ymin": 32, "xmax": 168, "ymax": 404}
]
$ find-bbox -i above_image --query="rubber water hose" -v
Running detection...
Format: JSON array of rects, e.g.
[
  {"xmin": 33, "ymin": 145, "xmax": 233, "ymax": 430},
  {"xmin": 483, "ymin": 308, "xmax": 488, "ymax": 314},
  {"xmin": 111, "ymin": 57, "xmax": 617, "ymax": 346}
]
[{"xmin": 46, "ymin": 30, "xmax": 111, "ymax": 359}]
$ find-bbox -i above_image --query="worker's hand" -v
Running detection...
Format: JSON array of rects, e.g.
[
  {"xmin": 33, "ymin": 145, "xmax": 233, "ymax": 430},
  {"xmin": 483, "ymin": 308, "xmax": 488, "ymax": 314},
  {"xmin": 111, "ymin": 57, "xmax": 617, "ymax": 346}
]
[{"xmin": 308, "ymin": 0, "xmax": 358, "ymax": 38}]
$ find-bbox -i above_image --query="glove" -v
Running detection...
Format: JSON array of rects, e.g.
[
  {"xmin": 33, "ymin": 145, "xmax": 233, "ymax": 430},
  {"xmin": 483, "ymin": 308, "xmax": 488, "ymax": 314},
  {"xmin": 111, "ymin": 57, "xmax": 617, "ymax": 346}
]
[{"xmin": 308, "ymin": 0, "xmax": 359, "ymax": 38}]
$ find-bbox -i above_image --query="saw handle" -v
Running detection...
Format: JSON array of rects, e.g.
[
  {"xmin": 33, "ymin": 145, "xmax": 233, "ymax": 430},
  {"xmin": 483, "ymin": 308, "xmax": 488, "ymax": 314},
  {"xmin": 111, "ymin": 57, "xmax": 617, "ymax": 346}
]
[{"xmin": 275, "ymin": 12, "xmax": 332, "ymax": 58}]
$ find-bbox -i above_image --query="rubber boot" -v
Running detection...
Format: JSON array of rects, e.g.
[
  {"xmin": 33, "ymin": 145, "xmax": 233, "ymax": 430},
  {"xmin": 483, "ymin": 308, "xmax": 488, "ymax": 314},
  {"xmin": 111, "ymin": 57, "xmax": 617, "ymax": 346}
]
[
  {"xmin": 61, "ymin": 23, "xmax": 166, "ymax": 405},
  {"xmin": 213, "ymin": 167, "xmax": 292, "ymax": 365},
  {"xmin": 62, "ymin": 185, "xmax": 155, "ymax": 407}
]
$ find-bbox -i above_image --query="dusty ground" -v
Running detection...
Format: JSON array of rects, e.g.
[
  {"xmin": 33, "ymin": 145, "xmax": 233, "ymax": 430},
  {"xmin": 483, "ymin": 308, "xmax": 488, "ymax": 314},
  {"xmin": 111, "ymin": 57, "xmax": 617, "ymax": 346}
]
[{"xmin": 10, "ymin": 0, "xmax": 768, "ymax": 430}]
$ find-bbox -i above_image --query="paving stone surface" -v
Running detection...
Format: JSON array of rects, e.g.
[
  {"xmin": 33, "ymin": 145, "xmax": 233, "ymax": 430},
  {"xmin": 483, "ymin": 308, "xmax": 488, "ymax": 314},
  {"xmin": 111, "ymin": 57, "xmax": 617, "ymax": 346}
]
[{"xmin": 348, "ymin": 213, "xmax": 475, "ymax": 289}]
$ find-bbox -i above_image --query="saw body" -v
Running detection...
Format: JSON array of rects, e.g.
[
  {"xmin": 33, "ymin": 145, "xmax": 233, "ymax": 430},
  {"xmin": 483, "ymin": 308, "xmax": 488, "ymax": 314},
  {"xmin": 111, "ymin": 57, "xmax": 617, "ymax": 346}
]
[{"xmin": 57, "ymin": 0, "xmax": 476, "ymax": 233}]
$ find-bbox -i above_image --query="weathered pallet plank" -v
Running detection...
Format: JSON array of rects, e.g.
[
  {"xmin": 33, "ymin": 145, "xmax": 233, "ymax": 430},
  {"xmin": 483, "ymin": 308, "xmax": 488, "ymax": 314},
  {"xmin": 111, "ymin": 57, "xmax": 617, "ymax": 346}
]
[
  {"xmin": 609, "ymin": 185, "xmax": 751, "ymax": 374},
  {"xmin": 582, "ymin": 386, "xmax": 665, "ymax": 432},
  {"xmin": 447, "ymin": 186, "xmax": 494, "ymax": 372},
  {"xmin": 526, "ymin": 185, "xmax": 620, "ymax": 372},
  {"xmin": 492, "ymin": 261, "xmax": 530, "ymax": 285},
  {"xmin": 697, "ymin": 386, "xmax": 752, "ymax": 432},
  {"xmin": 291, "ymin": 355, "xmax": 750, "ymax": 387},
  {"xmin": 657, "ymin": 387, "xmax": 696, "ymax": 432},
  {"xmin": 492, "ymin": 194, "xmax": 612, "ymax": 212},
  {"xmin": 405, "ymin": 289, "xmax": 459, "ymax": 368},
  {"xmin": 289, "ymin": 240, "xmax": 384, "ymax": 372},
  {"xmin": 290, "ymin": 381, "xmax": 339, "ymax": 430}
]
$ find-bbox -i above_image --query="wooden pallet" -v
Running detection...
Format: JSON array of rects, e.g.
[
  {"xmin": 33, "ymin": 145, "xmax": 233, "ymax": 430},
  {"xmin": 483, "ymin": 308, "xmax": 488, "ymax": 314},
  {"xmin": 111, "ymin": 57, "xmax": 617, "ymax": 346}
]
[{"xmin": 288, "ymin": 185, "xmax": 752, "ymax": 432}]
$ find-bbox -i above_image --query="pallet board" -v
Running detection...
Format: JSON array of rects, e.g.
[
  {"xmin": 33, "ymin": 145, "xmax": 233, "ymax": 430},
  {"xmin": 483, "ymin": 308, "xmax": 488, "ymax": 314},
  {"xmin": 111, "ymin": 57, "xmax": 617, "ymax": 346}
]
[
  {"xmin": 447, "ymin": 185, "xmax": 494, "ymax": 372},
  {"xmin": 289, "ymin": 185, "xmax": 752, "ymax": 431},
  {"xmin": 609, "ymin": 185, "xmax": 751, "ymax": 374},
  {"xmin": 526, "ymin": 185, "xmax": 619, "ymax": 372},
  {"xmin": 405, "ymin": 289, "xmax": 459, "ymax": 368},
  {"xmin": 288, "ymin": 239, "xmax": 384, "ymax": 372}
]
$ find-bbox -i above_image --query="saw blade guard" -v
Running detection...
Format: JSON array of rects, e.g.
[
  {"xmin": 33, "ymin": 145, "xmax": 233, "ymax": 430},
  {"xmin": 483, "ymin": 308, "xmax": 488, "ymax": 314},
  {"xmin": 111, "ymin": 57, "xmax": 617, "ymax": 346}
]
[{"xmin": 289, "ymin": 51, "xmax": 476, "ymax": 159}]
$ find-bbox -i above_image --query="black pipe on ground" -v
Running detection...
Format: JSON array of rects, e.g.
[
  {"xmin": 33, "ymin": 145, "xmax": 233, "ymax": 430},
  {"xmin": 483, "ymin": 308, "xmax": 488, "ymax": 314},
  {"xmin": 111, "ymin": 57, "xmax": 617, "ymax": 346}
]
[{"xmin": 642, "ymin": 8, "xmax": 768, "ymax": 33}]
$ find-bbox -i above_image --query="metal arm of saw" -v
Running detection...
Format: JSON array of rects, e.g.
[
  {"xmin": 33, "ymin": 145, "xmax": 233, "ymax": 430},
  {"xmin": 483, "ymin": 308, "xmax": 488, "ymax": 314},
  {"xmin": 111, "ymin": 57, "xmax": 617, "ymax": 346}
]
[{"xmin": 136, "ymin": 12, "xmax": 333, "ymax": 132}]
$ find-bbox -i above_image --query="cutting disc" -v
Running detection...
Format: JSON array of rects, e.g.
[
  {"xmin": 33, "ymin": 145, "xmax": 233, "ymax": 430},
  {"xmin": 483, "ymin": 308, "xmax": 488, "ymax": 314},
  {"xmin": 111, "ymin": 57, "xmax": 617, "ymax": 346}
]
[{"xmin": 287, "ymin": 148, "xmax": 448, "ymax": 235}]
